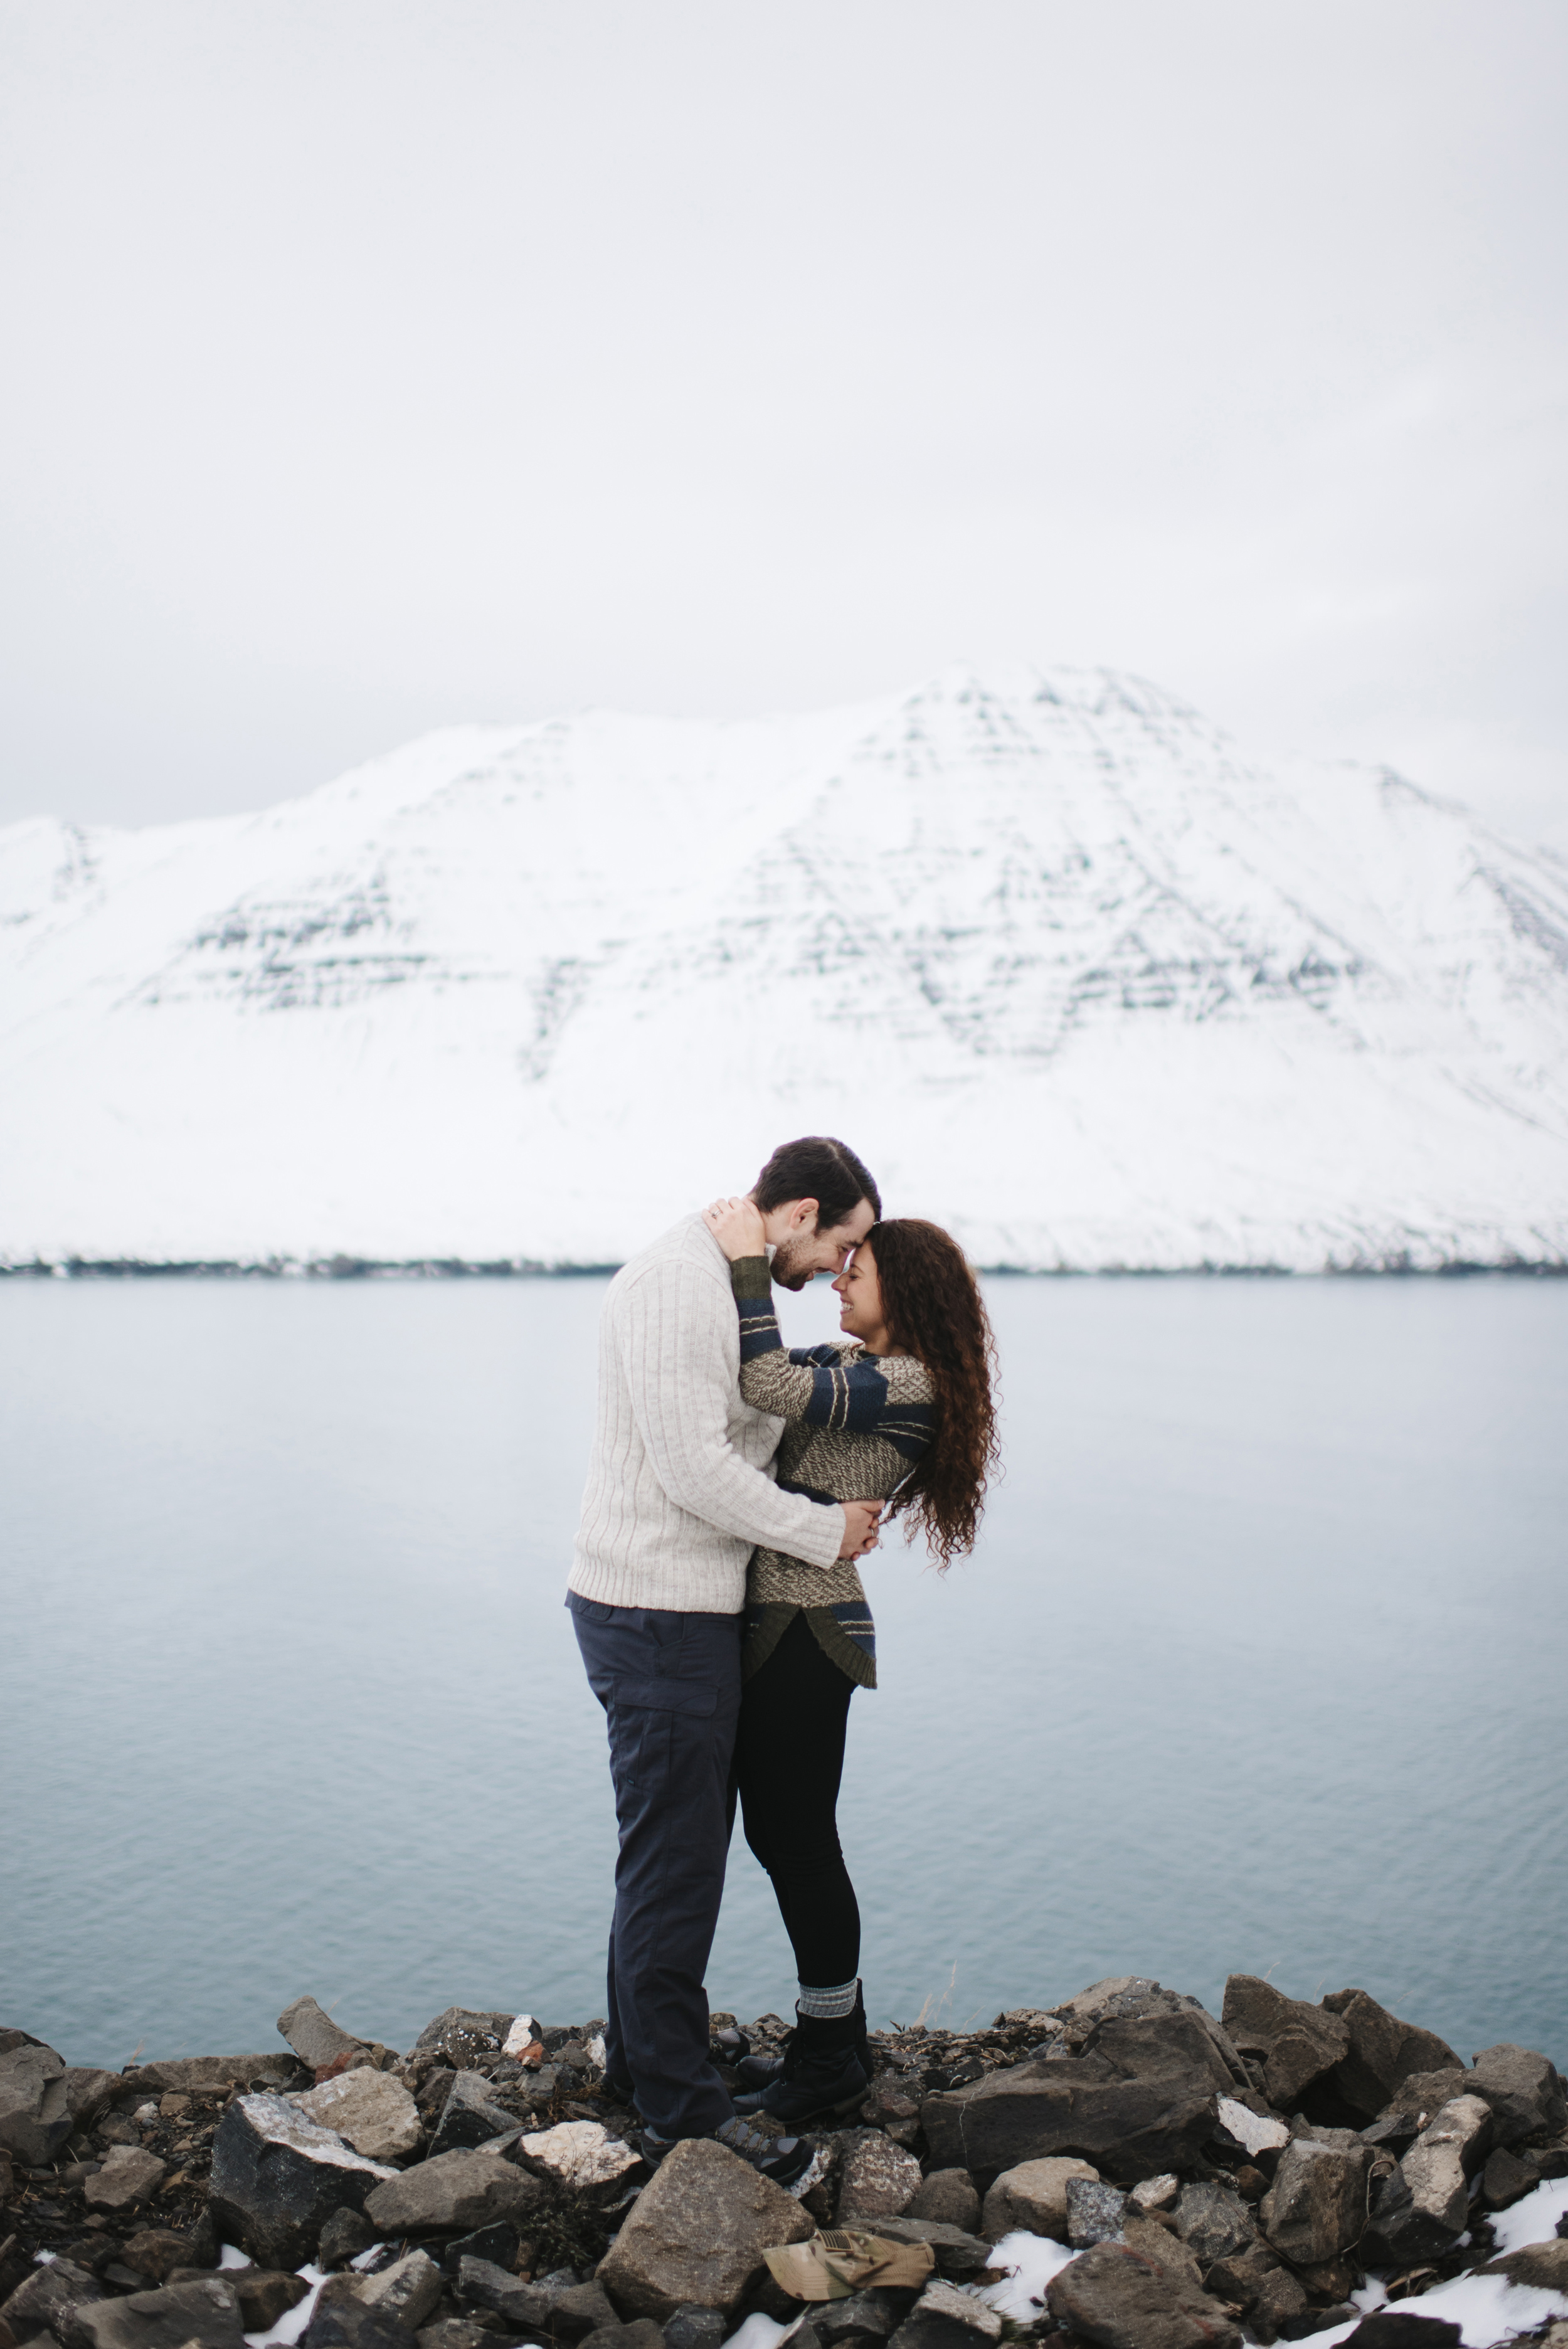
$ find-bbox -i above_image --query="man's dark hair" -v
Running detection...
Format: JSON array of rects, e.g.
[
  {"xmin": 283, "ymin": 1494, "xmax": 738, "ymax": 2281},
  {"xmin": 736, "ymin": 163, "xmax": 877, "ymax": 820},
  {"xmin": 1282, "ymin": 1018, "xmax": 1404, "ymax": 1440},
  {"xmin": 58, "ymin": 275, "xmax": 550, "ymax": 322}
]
[{"xmin": 752, "ymin": 1136, "xmax": 881, "ymax": 1230}]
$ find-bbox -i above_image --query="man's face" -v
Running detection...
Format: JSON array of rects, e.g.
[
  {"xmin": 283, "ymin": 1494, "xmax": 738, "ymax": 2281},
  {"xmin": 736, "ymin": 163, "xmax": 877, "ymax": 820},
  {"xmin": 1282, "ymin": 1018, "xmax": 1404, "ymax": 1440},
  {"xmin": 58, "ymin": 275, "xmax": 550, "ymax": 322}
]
[{"xmin": 770, "ymin": 1195, "xmax": 877, "ymax": 1291}]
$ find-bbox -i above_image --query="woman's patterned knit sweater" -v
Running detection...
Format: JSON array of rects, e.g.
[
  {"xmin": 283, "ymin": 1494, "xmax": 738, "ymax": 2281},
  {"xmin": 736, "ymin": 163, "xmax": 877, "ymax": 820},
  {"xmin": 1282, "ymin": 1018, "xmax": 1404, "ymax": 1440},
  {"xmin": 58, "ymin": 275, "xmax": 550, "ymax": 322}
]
[{"xmin": 729, "ymin": 1254, "xmax": 936, "ymax": 1687}]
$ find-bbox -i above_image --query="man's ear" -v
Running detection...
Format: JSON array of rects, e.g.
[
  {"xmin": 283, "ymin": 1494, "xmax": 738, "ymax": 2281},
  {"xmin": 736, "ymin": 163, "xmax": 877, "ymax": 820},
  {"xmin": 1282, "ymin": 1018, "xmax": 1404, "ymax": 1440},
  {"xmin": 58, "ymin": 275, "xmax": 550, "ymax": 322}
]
[{"xmin": 790, "ymin": 1197, "xmax": 819, "ymax": 1233}]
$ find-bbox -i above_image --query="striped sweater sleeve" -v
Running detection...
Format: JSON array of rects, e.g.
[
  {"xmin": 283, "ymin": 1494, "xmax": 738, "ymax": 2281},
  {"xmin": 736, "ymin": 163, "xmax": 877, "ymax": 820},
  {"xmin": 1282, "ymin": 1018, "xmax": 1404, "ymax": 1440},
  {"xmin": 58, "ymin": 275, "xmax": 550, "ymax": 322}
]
[{"xmin": 729, "ymin": 1256, "xmax": 935, "ymax": 1455}]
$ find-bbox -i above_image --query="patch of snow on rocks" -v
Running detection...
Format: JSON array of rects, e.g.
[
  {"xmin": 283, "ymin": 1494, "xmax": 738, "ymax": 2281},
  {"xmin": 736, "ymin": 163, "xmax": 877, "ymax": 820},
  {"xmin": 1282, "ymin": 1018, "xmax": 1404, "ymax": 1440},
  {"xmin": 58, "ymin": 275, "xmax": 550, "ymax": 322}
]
[
  {"xmin": 976, "ymin": 2229, "xmax": 1078, "ymax": 2320},
  {"xmin": 242, "ymin": 2263, "xmax": 326, "ymax": 2349},
  {"xmin": 1489, "ymin": 2175, "xmax": 1568, "ymax": 2254}
]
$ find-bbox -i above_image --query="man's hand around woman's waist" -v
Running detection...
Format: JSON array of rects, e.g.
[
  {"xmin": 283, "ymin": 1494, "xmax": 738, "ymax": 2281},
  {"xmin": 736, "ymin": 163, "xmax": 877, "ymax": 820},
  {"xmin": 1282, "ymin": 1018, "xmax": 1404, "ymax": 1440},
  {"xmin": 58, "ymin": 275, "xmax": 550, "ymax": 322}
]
[{"xmin": 839, "ymin": 1499, "xmax": 881, "ymax": 1559}]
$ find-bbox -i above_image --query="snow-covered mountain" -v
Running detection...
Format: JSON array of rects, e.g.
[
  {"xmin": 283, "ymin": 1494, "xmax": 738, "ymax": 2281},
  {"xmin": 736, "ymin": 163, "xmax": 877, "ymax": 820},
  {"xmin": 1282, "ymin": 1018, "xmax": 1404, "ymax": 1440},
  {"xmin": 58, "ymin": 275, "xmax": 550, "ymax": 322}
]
[{"xmin": 4, "ymin": 664, "xmax": 1567, "ymax": 1271}]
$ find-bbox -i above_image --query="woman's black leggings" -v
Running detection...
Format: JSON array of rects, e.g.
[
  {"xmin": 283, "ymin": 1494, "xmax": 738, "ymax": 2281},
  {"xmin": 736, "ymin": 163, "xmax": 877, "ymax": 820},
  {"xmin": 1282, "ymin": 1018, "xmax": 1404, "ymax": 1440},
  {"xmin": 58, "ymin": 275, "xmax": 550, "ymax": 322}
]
[{"xmin": 731, "ymin": 1611, "xmax": 861, "ymax": 1988}]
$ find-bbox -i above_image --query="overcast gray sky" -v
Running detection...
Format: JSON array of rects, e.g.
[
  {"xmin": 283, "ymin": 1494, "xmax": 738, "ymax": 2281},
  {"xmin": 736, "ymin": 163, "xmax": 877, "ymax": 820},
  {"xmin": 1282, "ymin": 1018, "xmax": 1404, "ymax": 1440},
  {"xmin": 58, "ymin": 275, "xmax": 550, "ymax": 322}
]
[{"xmin": 2, "ymin": 0, "xmax": 1565, "ymax": 844}]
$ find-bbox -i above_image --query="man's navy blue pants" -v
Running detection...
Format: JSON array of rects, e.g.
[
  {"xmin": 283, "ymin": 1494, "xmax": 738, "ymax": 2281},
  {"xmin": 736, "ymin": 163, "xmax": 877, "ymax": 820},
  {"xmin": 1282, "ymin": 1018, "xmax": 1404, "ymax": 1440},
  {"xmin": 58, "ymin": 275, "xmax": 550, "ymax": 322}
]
[{"xmin": 567, "ymin": 1592, "xmax": 740, "ymax": 2138}]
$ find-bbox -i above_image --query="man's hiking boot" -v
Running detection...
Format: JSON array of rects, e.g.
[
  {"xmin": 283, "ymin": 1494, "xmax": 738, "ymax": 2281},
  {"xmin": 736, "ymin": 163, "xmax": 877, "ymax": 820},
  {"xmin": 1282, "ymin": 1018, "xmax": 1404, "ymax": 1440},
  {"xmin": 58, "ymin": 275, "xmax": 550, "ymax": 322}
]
[{"xmin": 633, "ymin": 2114, "xmax": 814, "ymax": 2189}]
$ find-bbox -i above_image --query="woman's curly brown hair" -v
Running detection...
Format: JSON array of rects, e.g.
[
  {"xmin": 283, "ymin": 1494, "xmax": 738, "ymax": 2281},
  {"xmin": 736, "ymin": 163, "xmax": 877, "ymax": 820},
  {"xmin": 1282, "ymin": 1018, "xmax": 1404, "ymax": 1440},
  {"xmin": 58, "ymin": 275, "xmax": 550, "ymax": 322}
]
[{"xmin": 862, "ymin": 1217, "xmax": 1000, "ymax": 1569}]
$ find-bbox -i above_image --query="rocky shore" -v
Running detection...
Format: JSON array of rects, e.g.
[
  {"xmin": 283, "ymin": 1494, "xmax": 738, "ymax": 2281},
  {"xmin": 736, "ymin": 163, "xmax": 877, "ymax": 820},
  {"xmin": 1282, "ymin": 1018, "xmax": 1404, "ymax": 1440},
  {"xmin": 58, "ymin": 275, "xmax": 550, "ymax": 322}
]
[{"xmin": 3, "ymin": 1977, "xmax": 1567, "ymax": 2349}]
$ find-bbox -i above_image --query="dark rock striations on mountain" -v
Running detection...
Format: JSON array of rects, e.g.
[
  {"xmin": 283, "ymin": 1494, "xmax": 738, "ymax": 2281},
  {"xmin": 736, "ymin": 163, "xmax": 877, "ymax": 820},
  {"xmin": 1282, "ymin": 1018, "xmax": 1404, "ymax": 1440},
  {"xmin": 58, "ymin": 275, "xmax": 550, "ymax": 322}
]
[{"xmin": 2, "ymin": 1980, "xmax": 1565, "ymax": 2349}]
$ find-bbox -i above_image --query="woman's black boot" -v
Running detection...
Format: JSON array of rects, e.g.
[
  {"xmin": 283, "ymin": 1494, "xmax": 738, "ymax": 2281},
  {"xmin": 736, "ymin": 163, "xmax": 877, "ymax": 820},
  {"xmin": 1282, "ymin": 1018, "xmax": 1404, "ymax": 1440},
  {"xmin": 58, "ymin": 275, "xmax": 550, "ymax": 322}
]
[{"xmin": 734, "ymin": 1989, "xmax": 869, "ymax": 2126}]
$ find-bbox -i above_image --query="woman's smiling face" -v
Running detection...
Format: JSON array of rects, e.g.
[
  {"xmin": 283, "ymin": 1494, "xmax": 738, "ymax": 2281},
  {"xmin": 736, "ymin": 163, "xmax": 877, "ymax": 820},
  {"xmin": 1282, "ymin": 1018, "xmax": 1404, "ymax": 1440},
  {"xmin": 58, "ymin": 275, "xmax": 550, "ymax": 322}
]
[{"xmin": 832, "ymin": 1241, "xmax": 891, "ymax": 1353}]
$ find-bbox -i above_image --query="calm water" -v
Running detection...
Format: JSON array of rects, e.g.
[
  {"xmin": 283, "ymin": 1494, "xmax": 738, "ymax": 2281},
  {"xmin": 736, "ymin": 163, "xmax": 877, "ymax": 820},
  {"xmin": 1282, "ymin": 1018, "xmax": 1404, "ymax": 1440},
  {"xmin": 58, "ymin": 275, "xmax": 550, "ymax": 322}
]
[{"xmin": 3, "ymin": 1275, "xmax": 1565, "ymax": 2074}]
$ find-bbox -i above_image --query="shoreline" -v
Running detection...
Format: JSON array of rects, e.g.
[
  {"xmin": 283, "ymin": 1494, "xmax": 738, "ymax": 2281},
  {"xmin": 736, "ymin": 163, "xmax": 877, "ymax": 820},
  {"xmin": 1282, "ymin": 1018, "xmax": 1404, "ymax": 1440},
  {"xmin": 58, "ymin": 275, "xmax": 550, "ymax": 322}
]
[
  {"xmin": 3, "ymin": 1259, "xmax": 1565, "ymax": 1281},
  {"xmin": 4, "ymin": 1976, "xmax": 1566, "ymax": 2349}
]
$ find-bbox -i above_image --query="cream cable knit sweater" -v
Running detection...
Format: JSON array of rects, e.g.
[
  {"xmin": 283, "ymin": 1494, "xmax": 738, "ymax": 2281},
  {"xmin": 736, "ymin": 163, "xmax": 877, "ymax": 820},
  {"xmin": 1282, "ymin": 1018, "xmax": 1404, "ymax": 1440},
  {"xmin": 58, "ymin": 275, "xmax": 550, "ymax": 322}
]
[{"xmin": 569, "ymin": 1214, "xmax": 844, "ymax": 1613}]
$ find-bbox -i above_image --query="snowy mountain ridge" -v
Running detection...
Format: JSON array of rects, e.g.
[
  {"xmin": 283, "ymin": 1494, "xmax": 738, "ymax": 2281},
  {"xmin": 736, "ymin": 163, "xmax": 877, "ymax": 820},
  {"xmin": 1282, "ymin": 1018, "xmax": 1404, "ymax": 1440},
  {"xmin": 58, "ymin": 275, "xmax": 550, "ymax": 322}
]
[{"xmin": 4, "ymin": 663, "xmax": 1567, "ymax": 1271}]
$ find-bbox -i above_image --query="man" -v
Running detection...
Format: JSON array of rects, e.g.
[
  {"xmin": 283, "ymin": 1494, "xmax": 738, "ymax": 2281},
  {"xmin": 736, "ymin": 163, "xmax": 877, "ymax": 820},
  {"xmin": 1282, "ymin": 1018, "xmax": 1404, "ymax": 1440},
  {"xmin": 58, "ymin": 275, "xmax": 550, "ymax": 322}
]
[{"xmin": 568, "ymin": 1135, "xmax": 882, "ymax": 2183}]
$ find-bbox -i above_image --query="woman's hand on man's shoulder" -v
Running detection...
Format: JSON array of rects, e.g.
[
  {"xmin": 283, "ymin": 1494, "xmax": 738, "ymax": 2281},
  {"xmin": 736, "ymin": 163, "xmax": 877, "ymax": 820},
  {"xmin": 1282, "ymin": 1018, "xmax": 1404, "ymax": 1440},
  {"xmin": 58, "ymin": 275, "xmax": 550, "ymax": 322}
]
[{"xmin": 702, "ymin": 1195, "xmax": 768, "ymax": 1261}]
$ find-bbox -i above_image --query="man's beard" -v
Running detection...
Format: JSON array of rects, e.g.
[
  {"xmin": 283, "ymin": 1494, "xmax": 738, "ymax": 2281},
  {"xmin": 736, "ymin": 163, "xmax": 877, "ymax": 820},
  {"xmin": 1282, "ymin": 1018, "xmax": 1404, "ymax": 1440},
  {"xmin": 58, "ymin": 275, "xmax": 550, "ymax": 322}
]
[{"xmin": 770, "ymin": 1233, "xmax": 817, "ymax": 1291}]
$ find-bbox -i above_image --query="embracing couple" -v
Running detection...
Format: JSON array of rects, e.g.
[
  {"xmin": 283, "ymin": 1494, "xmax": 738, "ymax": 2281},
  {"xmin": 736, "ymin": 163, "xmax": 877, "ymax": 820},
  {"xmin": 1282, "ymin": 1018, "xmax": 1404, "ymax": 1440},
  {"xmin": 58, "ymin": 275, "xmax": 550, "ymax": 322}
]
[{"xmin": 566, "ymin": 1136, "xmax": 998, "ymax": 2187}]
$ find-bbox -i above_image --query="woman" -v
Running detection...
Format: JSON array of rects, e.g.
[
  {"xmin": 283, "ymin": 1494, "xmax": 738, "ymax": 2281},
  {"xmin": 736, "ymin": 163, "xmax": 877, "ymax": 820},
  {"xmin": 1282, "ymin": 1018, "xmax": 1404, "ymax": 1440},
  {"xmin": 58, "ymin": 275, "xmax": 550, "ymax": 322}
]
[{"xmin": 700, "ymin": 1195, "xmax": 999, "ymax": 2126}]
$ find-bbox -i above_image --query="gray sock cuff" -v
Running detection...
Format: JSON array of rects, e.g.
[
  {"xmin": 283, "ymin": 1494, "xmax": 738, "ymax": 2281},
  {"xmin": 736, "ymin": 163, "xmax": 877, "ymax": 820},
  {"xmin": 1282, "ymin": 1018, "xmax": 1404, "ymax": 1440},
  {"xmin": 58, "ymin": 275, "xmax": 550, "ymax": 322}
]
[{"xmin": 798, "ymin": 1977, "xmax": 859, "ymax": 2019}]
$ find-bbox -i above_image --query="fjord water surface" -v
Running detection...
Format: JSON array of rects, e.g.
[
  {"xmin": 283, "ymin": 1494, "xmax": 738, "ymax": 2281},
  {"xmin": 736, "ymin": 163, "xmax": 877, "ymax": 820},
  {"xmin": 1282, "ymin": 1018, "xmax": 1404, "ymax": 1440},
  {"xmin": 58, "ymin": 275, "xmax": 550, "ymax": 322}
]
[{"xmin": 3, "ymin": 1274, "xmax": 1564, "ymax": 2071}]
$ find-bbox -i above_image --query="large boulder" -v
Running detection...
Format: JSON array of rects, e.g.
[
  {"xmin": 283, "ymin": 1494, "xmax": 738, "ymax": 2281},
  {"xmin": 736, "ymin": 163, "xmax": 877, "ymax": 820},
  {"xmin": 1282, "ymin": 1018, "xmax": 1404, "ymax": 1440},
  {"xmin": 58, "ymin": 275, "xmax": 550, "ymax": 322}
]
[
  {"xmin": 208, "ymin": 2091, "xmax": 399, "ymax": 2267},
  {"xmin": 1259, "ymin": 2133, "xmax": 1373, "ymax": 2264},
  {"xmin": 0, "ymin": 2042, "xmax": 72, "ymax": 2165},
  {"xmin": 364, "ymin": 2147, "xmax": 544, "ymax": 2236},
  {"xmin": 291, "ymin": 2071, "xmax": 423, "ymax": 2161},
  {"xmin": 598, "ymin": 2137, "xmax": 812, "ymax": 2317},
  {"xmin": 70, "ymin": 2275, "xmax": 248, "ymax": 2349},
  {"xmin": 1319, "ymin": 1990, "xmax": 1460, "ymax": 2121},
  {"xmin": 922, "ymin": 2007, "xmax": 1233, "ymax": 2184},
  {"xmin": 1221, "ymin": 1978, "xmax": 1350, "ymax": 2112},
  {"xmin": 1467, "ymin": 2045, "xmax": 1567, "ymax": 2143},
  {"xmin": 981, "ymin": 2156, "xmax": 1099, "ymax": 2240},
  {"xmin": 1046, "ymin": 2232, "xmax": 1243, "ymax": 2349},
  {"xmin": 1362, "ymin": 2094, "xmax": 1492, "ymax": 2265}
]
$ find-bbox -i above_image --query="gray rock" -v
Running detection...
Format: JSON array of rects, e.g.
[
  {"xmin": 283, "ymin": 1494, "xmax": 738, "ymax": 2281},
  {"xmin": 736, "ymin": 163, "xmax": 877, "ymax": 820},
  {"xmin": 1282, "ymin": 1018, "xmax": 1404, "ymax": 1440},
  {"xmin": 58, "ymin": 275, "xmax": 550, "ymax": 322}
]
[
  {"xmin": 1128, "ymin": 2173, "xmax": 1179, "ymax": 2213},
  {"xmin": 413, "ymin": 2012, "xmax": 519, "ymax": 2067},
  {"xmin": 923, "ymin": 2006, "xmax": 1232, "ymax": 2184},
  {"xmin": 1318, "ymin": 1990, "xmax": 1460, "ymax": 2122},
  {"xmin": 548, "ymin": 2286, "xmax": 622, "ymax": 2343},
  {"xmin": 61, "ymin": 2071, "xmax": 124, "ymax": 2132},
  {"xmin": 1259, "ymin": 2134, "xmax": 1373, "ymax": 2264},
  {"xmin": 1221, "ymin": 1978, "xmax": 1351, "ymax": 2113},
  {"xmin": 319, "ymin": 2208, "xmax": 379, "ymax": 2270},
  {"xmin": 887, "ymin": 2274, "xmax": 1000, "ymax": 2349},
  {"xmin": 1047, "ymin": 2235, "xmax": 1244, "ymax": 2349},
  {"xmin": 84, "ymin": 2146, "xmax": 166, "ymax": 2212},
  {"xmin": 857, "ymin": 2221, "xmax": 990, "ymax": 2281},
  {"xmin": 209, "ymin": 2091, "xmax": 399, "ymax": 2268},
  {"xmin": 230, "ymin": 2273, "xmax": 313, "ymax": 2331},
  {"xmin": 70, "ymin": 2275, "xmax": 248, "ymax": 2349},
  {"xmin": 980, "ymin": 2155, "xmax": 1099, "ymax": 2240},
  {"xmin": 588, "ymin": 2323, "xmax": 663, "ymax": 2349},
  {"xmin": 598, "ymin": 2137, "xmax": 812, "ymax": 2317},
  {"xmin": 0, "ymin": 2258, "xmax": 105, "ymax": 2343},
  {"xmin": 661, "ymin": 2308, "xmax": 728, "ymax": 2349},
  {"xmin": 1337, "ymin": 2319, "xmax": 1461, "ymax": 2348},
  {"xmin": 349, "ymin": 2253, "xmax": 445, "ymax": 2334},
  {"xmin": 125, "ymin": 2057, "xmax": 301, "ymax": 2095},
  {"xmin": 120, "ymin": 2232, "xmax": 206, "ymax": 2285},
  {"xmin": 836, "ymin": 2133, "xmax": 923, "ymax": 2225},
  {"xmin": 810, "ymin": 2292, "xmax": 905, "ymax": 2345},
  {"xmin": 904, "ymin": 2172, "xmax": 979, "ymax": 2232},
  {"xmin": 365, "ymin": 2149, "xmax": 543, "ymax": 2237},
  {"xmin": 292, "ymin": 2071, "xmax": 421, "ymax": 2163},
  {"xmin": 1066, "ymin": 2178, "xmax": 1128, "ymax": 2247},
  {"xmin": 1480, "ymin": 2239, "xmax": 1568, "ymax": 2292},
  {"xmin": 1363, "ymin": 2094, "xmax": 1492, "ymax": 2264},
  {"xmin": 304, "ymin": 2296, "xmax": 412, "ymax": 2349},
  {"xmin": 1173, "ymin": 2180, "xmax": 1255, "ymax": 2264},
  {"xmin": 416, "ymin": 2326, "xmax": 497, "ymax": 2349},
  {"xmin": 0, "ymin": 2042, "xmax": 72, "ymax": 2165},
  {"xmin": 441, "ymin": 2225, "xmax": 519, "ymax": 2277},
  {"xmin": 428, "ymin": 2072, "xmax": 518, "ymax": 2160},
  {"xmin": 1468, "ymin": 2044, "xmax": 1567, "ymax": 2144},
  {"xmin": 1480, "ymin": 2146, "xmax": 1544, "ymax": 2209},
  {"xmin": 1203, "ymin": 2242, "xmax": 1296, "ymax": 2320},
  {"xmin": 455, "ymin": 2259, "xmax": 545, "ymax": 2328},
  {"xmin": 278, "ymin": 1998, "xmax": 376, "ymax": 2075}
]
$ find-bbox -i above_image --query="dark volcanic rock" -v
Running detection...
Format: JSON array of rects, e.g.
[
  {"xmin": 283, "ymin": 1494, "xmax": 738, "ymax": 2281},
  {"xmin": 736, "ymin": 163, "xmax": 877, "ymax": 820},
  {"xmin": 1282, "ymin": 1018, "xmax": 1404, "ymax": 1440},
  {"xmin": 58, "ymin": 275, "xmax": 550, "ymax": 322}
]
[
  {"xmin": 428, "ymin": 2072, "xmax": 519, "ymax": 2160},
  {"xmin": 1318, "ymin": 1990, "xmax": 1460, "ymax": 2122},
  {"xmin": 1338, "ymin": 2320, "xmax": 1462, "ymax": 2348},
  {"xmin": 1173, "ymin": 2179, "xmax": 1254, "ymax": 2265},
  {"xmin": 1468, "ymin": 2043, "xmax": 1567, "ymax": 2143},
  {"xmin": 1362, "ymin": 2094, "xmax": 1491, "ymax": 2266},
  {"xmin": 1259, "ymin": 2133, "xmax": 1372, "ymax": 2264},
  {"xmin": 70, "ymin": 2275, "xmax": 248, "ymax": 2349},
  {"xmin": 1, "ymin": 2258, "xmax": 105, "ymax": 2343},
  {"xmin": 319, "ymin": 2208, "xmax": 379, "ymax": 2271},
  {"xmin": 413, "ymin": 2012, "xmax": 519, "ymax": 2069},
  {"xmin": 1046, "ymin": 2234, "xmax": 1244, "ymax": 2349},
  {"xmin": 1221, "ymin": 1978, "xmax": 1350, "ymax": 2113},
  {"xmin": 922, "ymin": 2007, "xmax": 1232, "ymax": 2184},
  {"xmin": 810, "ymin": 2293, "xmax": 908, "ymax": 2345},
  {"xmin": 208, "ymin": 2092, "xmax": 398, "ymax": 2268},
  {"xmin": 661, "ymin": 2309, "xmax": 729, "ymax": 2349}
]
